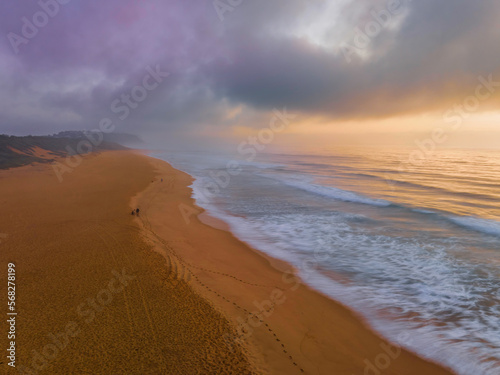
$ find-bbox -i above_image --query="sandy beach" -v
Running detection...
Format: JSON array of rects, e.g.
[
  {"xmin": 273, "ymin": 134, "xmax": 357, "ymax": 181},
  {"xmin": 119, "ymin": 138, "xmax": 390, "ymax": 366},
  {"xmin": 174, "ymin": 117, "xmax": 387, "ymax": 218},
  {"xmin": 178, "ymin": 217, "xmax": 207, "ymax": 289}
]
[
  {"xmin": 3, "ymin": 0, "xmax": 500, "ymax": 372},
  {"xmin": 0, "ymin": 151, "xmax": 252, "ymax": 374},
  {"xmin": 0, "ymin": 150, "xmax": 455, "ymax": 374},
  {"xmin": 134, "ymin": 152, "xmax": 457, "ymax": 375}
]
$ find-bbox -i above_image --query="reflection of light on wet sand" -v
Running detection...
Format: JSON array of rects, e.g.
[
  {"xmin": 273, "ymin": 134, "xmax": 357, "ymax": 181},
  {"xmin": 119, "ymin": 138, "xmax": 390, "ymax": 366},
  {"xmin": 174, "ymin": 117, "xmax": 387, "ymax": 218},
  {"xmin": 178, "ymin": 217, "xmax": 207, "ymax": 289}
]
[{"xmin": 198, "ymin": 212, "xmax": 231, "ymax": 231}]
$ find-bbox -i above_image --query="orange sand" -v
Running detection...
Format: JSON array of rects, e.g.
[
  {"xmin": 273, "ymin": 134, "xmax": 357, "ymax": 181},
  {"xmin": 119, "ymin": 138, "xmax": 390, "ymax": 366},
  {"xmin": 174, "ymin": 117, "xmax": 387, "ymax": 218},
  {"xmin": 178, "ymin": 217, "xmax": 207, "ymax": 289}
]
[
  {"xmin": 0, "ymin": 150, "xmax": 456, "ymax": 374},
  {"xmin": 134, "ymin": 153, "xmax": 456, "ymax": 375},
  {"xmin": 0, "ymin": 151, "xmax": 253, "ymax": 374},
  {"xmin": 6, "ymin": 145, "xmax": 58, "ymax": 159}
]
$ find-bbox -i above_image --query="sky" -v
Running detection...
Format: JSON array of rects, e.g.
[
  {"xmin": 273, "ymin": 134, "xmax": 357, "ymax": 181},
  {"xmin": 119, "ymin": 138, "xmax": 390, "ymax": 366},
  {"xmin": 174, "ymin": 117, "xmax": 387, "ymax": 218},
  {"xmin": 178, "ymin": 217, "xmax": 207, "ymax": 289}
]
[{"xmin": 1, "ymin": 0, "xmax": 500, "ymax": 151}]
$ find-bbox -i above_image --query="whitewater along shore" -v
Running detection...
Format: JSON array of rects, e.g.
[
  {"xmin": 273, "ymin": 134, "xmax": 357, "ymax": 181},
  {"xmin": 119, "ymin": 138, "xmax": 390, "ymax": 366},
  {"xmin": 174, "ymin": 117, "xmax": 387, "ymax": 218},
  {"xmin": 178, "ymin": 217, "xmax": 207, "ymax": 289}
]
[{"xmin": 132, "ymin": 151, "xmax": 455, "ymax": 375}]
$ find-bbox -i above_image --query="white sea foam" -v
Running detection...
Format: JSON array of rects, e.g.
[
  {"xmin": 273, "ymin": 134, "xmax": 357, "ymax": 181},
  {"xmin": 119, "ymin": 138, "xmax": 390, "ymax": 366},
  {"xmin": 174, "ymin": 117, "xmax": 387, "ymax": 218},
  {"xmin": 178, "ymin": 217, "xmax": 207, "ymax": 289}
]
[
  {"xmin": 152, "ymin": 151, "xmax": 500, "ymax": 375},
  {"xmin": 447, "ymin": 215, "xmax": 500, "ymax": 237},
  {"xmin": 260, "ymin": 173, "xmax": 392, "ymax": 207},
  {"xmin": 213, "ymin": 211, "xmax": 500, "ymax": 375}
]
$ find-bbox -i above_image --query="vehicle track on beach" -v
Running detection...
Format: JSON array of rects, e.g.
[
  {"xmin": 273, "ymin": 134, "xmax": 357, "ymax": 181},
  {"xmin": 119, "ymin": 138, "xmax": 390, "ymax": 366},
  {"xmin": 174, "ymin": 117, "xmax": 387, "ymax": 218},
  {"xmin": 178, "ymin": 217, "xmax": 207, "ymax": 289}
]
[{"xmin": 95, "ymin": 222, "xmax": 170, "ymax": 372}]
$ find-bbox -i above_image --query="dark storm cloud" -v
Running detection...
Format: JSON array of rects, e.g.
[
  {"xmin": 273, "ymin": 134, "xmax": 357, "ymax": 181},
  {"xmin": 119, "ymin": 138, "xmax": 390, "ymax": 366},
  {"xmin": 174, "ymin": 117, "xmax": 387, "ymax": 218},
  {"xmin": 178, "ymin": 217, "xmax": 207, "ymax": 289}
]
[
  {"xmin": 209, "ymin": 0, "xmax": 500, "ymax": 119},
  {"xmin": 0, "ymin": 0, "xmax": 499, "ymax": 137}
]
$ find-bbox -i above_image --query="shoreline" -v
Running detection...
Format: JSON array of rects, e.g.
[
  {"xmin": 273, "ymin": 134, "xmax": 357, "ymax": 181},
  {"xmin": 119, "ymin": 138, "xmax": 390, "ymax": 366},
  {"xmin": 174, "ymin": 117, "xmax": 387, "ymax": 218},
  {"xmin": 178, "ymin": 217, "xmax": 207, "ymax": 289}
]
[
  {"xmin": 136, "ymin": 151, "xmax": 456, "ymax": 375},
  {"xmin": 0, "ymin": 150, "xmax": 255, "ymax": 374}
]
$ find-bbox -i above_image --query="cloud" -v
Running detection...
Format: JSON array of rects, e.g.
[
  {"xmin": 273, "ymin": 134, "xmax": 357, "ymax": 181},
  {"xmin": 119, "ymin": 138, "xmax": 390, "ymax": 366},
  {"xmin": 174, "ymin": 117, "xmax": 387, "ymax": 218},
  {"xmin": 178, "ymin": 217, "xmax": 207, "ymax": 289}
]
[
  {"xmin": 0, "ymin": 0, "xmax": 499, "ymax": 139},
  {"xmin": 208, "ymin": 0, "xmax": 500, "ymax": 119}
]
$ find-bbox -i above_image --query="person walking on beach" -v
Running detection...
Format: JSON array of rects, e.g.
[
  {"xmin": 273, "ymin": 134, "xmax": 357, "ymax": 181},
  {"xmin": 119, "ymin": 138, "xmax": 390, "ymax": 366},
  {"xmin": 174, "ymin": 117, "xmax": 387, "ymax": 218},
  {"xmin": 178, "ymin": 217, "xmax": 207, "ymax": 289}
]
[{"xmin": 135, "ymin": 208, "xmax": 140, "ymax": 216}]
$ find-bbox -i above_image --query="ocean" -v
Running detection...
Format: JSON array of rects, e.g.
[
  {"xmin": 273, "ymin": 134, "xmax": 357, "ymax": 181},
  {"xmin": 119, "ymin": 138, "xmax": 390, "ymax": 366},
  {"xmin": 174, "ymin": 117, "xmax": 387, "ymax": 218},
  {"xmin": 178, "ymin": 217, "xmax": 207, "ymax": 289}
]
[{"xmin": 154, "ymin": 148, "xmax": 500, "ymax": 375}]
